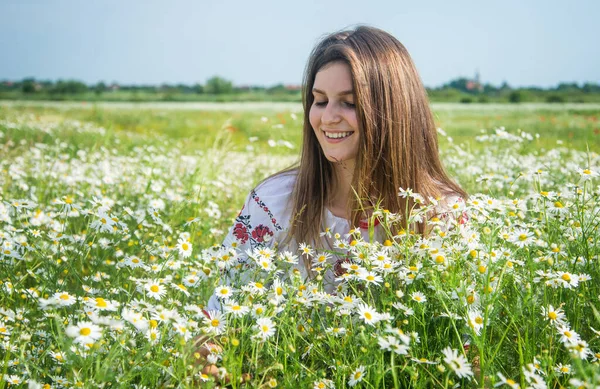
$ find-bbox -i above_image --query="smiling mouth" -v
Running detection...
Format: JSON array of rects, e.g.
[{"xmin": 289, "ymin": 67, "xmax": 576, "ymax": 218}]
[{"xmin": 323, "ymin": 130, "xmax": 354, "ymax": 139}]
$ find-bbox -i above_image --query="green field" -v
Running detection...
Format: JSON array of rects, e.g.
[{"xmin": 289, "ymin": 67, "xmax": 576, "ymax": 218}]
[{"xmin": 0, "ymin": 102, "xmax": 599, "ymax": 388}]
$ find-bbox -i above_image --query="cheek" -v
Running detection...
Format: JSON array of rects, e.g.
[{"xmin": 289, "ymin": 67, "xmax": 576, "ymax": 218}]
[{"xmin": 348, "ymin": 112, "xmax": 359, "ymax": 132}]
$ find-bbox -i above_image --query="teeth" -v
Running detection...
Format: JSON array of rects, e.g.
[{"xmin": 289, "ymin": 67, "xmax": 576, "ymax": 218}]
[{"xmin": 324, "ymin": 131, "xmax": 352, "ymax": 139}]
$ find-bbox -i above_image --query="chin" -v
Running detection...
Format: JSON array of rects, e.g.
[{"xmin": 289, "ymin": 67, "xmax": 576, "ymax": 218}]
[{"xmin": 324, "ymin": 154, "xmax": 355, "ymax": 165}]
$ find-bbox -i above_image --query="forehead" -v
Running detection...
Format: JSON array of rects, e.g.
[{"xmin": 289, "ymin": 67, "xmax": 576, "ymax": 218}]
[{"xmin": 313, "ymin": 62, "xmax": 353, "ymax": 91}]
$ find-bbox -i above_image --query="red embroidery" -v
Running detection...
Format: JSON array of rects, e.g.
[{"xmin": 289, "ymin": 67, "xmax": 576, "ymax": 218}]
[
  {"xmin": 252, "ymin": 224, "xmax": 273, "ymax": 243},
  {"xmin": 250, "ymin": 189, "xmax": 283, "ymax": 231},
  {"xmin": 233, "ymin": 222, "xmax": 249, "ymax": 244}
]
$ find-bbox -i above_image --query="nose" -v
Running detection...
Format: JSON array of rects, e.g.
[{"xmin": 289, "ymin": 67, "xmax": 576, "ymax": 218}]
[{"xmin": 321, "ymin": 101, "xmax": 342, "ymax": 125}]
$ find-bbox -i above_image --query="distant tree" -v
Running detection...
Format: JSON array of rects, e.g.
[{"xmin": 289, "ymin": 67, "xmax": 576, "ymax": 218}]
[
  {"xmin": 22, "ymin": 78, "xmax": 37, "ymax": 93},
  {"xmin": 508, "ymin": 91, "xmax": 524, "ymax": 103},
  {"xmin": 267, "ymin": 84, "xmax": 287, "ymax": 94},
  {"xmin": 94, "ymin": 81, "xmax": 106, "ymax": 95},
  {"xmin": 444, "ymin": 77, "xmax": 470, "ymax": 92},
  {"xmin": 556, "ymin": 82, "xmax": 579, "ymax": 91},
  {"xmin": 546, "ymin": 95, "xmax": 565, "ymax": 103},
  {"xmin": 205, "ymin": 76, "xmax": 233, "ymax": 94},
  {"xmin": 582, "ymin": 82, "xmax": 600, "ymax": 93},
  {"xmin": 193, "ymin": 83, "xmax": 204, "ymax": 94},
  {"xmin": 51, "ymin": 80, "xmax": 87, "ymax": 94}
]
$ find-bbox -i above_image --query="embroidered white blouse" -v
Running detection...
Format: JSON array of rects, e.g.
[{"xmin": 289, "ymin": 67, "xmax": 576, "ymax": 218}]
[{"xmin": 207, "ymin": 170, "xmax": 465, "ymax": 311}]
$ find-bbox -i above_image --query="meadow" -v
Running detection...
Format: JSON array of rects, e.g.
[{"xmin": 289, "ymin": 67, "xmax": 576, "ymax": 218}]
[{"xmin": 0, "ymin": 102, "xmax": 599, "ymax": 388}]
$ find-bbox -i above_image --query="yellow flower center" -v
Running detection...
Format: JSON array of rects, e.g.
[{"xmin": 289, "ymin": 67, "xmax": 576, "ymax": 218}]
[
  {"xmin": 150, "ymin": 285, "xmax": 159, "ymax": 293},
  {"xmin": 548, "ymin": 312, "xmax": 557, "ymax": 320},
  {"xmin": 211, "ymin": 319, "xmax": 220, "ymax": 327},
  {"xmin": 80, "ymin": 327, "xmax": 91, "ymax": 336}
]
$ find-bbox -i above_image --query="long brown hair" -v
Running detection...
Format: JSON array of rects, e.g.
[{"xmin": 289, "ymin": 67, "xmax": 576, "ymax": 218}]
[{"xmin": 281, "ymin": 25, "xmax": 467, "ymax": 247}]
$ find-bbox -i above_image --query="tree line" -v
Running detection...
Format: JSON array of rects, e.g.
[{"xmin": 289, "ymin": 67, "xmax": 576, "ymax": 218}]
[{"xmin": 2, "ymin": 76, "xmax": 599, "ymax": 103}]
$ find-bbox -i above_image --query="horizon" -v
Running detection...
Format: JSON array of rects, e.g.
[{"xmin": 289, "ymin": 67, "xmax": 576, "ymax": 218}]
[
  {"xmin": 1, "ymin": 1, "xmax": 598, "ymax": 89},
  {"xmin": 1, "ymin": 75, "xmax": 595, "ymax": 91}
]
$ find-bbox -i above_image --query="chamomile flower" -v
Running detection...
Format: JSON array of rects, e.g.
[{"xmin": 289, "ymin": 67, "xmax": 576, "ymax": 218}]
[
  {"xmin": 224, "ymin": 301, "xmax": 250, "ymax": 317},
  {"xmin": 313, "ymin": 379, "xmax": 334, "ymax": 389},
  {"xmin": 357, "ymin": 270, "xmax": 383, "ymax": 286},
  {"xmin": 356, "ymin": 303, "xmax": 380, "ymax": 326},
  {"xmin": 577, "ymin": 167, "xmax": 598, "ymax": 181},
  {"xmin": 495, "ymin": 373, "xmax": 520, "ymax": 388},
  {"xmin": 467, "ymin": 309, "xmax": 485, "ymax": 336},
  {"xmin": 145, "ymin": 280, "xmax": 167, "ymax": 300},
  {"xmin": 66, "ymin": 321, "xmax": 102, "ymax": 345},
  {"xmin": 348, "ymin": 365, "xmax": 366, "ymax": 387},
  {"xmin": 441, "ymin": 347, "xmax": 473, "ymax": 379},
  {"xmin": 378, "ymin": 335, "xmax": 409, "ymax": 355},
  {"xmin": 410, "ymin": 291, "xmax": 427, "ymax": 304},
  {"xmin": 52, "ymin": 291, "xmax": 77, "ymax": 306},
  {"xmin": 509, "ymin": 228, "xmax": 534, "ymax": 248},
  {"xmin": 214, "ymin": 285, "xmax": 234, "ymax": 299},
  {"xmin": 176, "ymin": 238, "xmax": 193, "ymax": 258},
  {"xmin": 146, "ymin": 328, "xmax": 161, "ymax": 344},
  {"xmin": 557, "ymin": 325, "xmax": 581, "ymax": 345},
  {"xmin": 202, "ymin": 310, "xmax": 226, "ymax": 335},
  {"xmin": 541, "ymin": 305, "xmax": 566, "ymax": 325},
  {"xmin": 554, "ymin": 363, "xmax": 571, "ymax": 375},
  {"xmin": 325, "ymin": 326, "xmax": 347, "ymax": 337},
  {"xmin": 254, "ymin": 317, "xmax": 276, "ymax": 341}
]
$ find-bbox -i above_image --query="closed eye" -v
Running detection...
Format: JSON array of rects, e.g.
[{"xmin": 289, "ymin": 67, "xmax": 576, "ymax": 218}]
[{"xmin": 314, "ymin": 101, "xmax": 328, "ymax": 107}]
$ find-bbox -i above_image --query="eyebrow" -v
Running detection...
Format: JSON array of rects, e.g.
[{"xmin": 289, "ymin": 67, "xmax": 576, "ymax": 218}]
[{"xmin": 312, "ymin": 88, "xmax": 354, "ymax": 96}]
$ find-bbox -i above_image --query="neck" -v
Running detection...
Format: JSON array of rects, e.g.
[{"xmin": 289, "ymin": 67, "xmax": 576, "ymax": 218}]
[{"xmin": 328, "ymin": 159, "xmax": 355, "ymax": 219}]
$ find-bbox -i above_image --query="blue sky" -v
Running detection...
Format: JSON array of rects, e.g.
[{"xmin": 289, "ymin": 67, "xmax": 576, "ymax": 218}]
[{"xmin": 1, "ymin": 0, "xmax": 598, "ymax": 88}]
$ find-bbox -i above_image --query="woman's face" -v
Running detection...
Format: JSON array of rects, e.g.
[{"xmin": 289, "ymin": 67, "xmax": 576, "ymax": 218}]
[{"xmin": 309, "ymin": 61, "xmax": 359, "ymax": 166}]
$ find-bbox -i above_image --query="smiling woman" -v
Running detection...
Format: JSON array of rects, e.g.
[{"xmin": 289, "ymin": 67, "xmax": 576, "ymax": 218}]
[{"xmin": 200, "ymin": 24, "xmax": 467, "ymax": 311}]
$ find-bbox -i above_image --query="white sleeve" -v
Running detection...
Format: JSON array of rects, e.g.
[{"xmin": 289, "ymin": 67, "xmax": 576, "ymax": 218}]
[{"xmin": 207, "ymin": 178, "xmax": 291, "ymax": 311}]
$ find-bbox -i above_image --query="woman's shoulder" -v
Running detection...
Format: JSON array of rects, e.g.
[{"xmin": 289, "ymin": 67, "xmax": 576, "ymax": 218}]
[
  {"xmin": 238, "ymin": 169, "xmax": 298, "ymax": 232},
  {"xmin": 253, "ymin": 169, "xmax": 298, "ymax": 197}
]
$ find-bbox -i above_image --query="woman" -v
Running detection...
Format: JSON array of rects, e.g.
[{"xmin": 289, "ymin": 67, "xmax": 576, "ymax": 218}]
[
  {"xmin": 208, "ymin": 25, "xmax": 466, "ymax": 311},
  {"xmin": 196, "ymin": 26, "xmax": 468, "ymax": 381}
]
